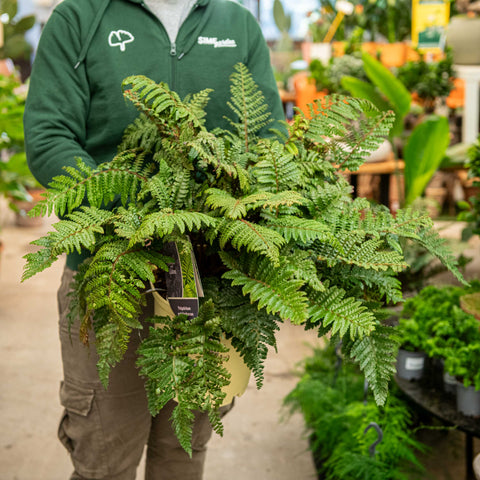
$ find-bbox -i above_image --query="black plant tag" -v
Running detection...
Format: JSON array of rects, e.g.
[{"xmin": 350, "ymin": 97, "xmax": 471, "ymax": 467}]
[{"xmin": 163, "ymin": 240, "xmax": 203, "ymax": 318}]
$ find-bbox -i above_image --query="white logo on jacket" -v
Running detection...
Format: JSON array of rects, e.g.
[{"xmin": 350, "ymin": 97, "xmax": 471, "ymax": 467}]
[
  {"xmin": 108, "ymin": 30, "xmax": 135, "ymax": 51},
  {"xmin": 197, "ymin": 36, "xmax": 237, "ymax": 48}
]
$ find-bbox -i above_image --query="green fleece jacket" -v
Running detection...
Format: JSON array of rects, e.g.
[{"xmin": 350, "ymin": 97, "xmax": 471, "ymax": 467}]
[{"xmin": 24, "ymin": 0, "xmax": 285, "ymax": 270}]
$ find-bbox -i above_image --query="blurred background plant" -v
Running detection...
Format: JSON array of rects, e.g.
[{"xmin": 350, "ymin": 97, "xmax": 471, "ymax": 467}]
[
  {"xmin": 273, "ymin": 0, "xmax": 293, "ymax": 51},
  {"xmin": 0, "ymin": 74, "xmax": 40, "ymax": 211},
  {"xmin": 395, "ymin": 49, "xmax": 456, "ymax": 114},
  {"xmin": 0, "ymin": 0, "xmax": 36, "ymax": 81},
  {"xmin": 284, "ymin": 341, "xmax": 427, "ymax": 480},
  {"xmin": 458, "ymin": 135, "xmax": 480, "ymax": 241},
  {"xmin": 307, "ymin": 0, "xmax": 412, "ymax": 43}
]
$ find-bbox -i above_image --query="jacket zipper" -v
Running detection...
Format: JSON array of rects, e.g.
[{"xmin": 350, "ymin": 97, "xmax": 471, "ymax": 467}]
[
  {"xmin": 170, "ymin": 43, "xmax": 177, "ymax": 90},
  {"xmin": 140, "ymin": 1, "xmax": 198, "ymax": 90}
]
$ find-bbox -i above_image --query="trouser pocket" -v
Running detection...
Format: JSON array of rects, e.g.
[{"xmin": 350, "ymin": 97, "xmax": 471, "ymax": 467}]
[{"xmin": 58, "ymin": 380, "xmax": 109, "ymax": 478}]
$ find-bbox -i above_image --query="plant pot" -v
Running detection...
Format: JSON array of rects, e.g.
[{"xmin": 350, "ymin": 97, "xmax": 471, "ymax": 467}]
[
  {"xmin": 396, "ymin": 349, "xmax": 426, "ymax": 381},
  {"xmin": 443, "ymin": 371, "xmax": 457, "ymax": 395},
  {"xmin": 361, "ymin": 42, "xmax": 407, "ymax": 67},
  {"xmin": 378, "ymin": 42, "xmax": 408, "ymax": 68},
  {"xmin": 292, "ymin": 72, "xmax": 327, "ymax": 118},
  {"xmin": 301, "ymin": 42, "xmax": 332, "ymax": 64},
  {"xmin": 150, "ymin": 286, "xmax": 251, "ymax": 406},
  {"xmin": 446, "ymin": 16, "xmax": 480, "ymax": 65},
  {"xmin": 13, "ymin": 188, "xmax": 45, "ymax": 228},
  {"xmin": 456, "ymin": 383, "xmax": 480, "ymax": 416}
]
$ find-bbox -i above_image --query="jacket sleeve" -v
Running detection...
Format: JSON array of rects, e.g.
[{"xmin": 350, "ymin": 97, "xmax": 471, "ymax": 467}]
[
  {"xmin": 245, "ymin": 16, "xmax": 287, "ymax": 138},
  {"xmin": 24, "ymin": 10, "xmax": 96, "ymax": 189}
]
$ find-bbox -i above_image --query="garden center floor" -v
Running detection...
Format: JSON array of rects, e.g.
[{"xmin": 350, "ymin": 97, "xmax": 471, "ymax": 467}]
[{"xmin": 1, "ymin": 212, "xmax": 480, "ymax": 480}]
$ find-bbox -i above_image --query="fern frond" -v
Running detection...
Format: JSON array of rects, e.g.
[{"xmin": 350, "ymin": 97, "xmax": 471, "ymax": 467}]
[
  {"xmin": 221, "ymin": 252, "xmax": 308, "ymax": 324},
  {"xmin": 223, "ymin": 304, "xmax": 279, "ymax": 389},
  {"xmin": 30, "ymin": 154, "xmax": 151, "ymax": 218},
  {"xmin": 119, "ymin": 114, "xmax": 163, "ymax": 152},
  {"xmin": 266, "ymin": 216, "xmax": 333, "ymax": 244},
  {"xmin": 205, "ymin": 189, "xmax": 304, "ymax": 220},
  {"xmin": 225, "ymin": 63, "xmax": 272, "ymax": 149},
  {"xmin": 130, "ymin": 210, "xmax": 216, "ymax": 246},
  {"xmin": 415, "ymin": 223, "xmax": 467, "ymax": 285},
  {"xmin": 82, "ymin": 239, "xmax": 170, "ymax": 323},
  {"xmin": 22, "ymin": 207, "xmax": 114, "ymax": 280},
  {"xmin": 183, "ymin": 88, "xmax": 213, "ymax": 125},
  {"xmin": 345, "ymin": 325, "xmax": 400, "ymax": 406},
  {"xmin": 253, "ymin": 140, "xmax": 301, "ymax": 193},
  {"xmin": 137, "ymin": 304, "xmax": 230, "ymax": 455},
  {"xmin": 191, "ymin": 132, "xmax": 252, "ymax": 191},
  {"xmin": 122, "ymin": 75, "xmax": 208, "ymax": 130},
  {"xmin": 171, "ymin": 403, "xmax": 196, "ymax": 457},
  {"xmin": 286, "ymin": 249, "xmax": 325, "ymax": 292},
  {"xmin": 308, "ymin": 283, "xmax": 377, "ymax": 338},
  {"xmin": 315, "ymin": 230, "xmax": 408, "ymax": 273},
  {"xmin": 304, "ymin": 96, "xmax": 395, "ymax": 171},
  {"xmin": 306, "ymin": 180, "xmax": 352, "ymax": 219},
  {"xmin": 216, "ymin": 218, "xmax": 285, "ymax": 264},
  {"xmin": 95, "ymin": 319, "xmax": 132, "ymax": 388},
  {"xmin": 352, "ymin": 267, "xmax": 403, "ymax": 304},
  {"xmin": 205, "ymin": 188, "xmax": 264, "ymax": 219}
]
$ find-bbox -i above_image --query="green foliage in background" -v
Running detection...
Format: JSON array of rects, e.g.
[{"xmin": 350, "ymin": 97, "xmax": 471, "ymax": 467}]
[
  {"xmin": 395, "ymin": 50, "xmax": 455, "ymax": 112},
  {"xmin": 342, "ymin": 52, "xmax": 451, "ymax": 207},
  {"xmin": 0, "ymin": 0, "xmax": 35, "ymax": 62},
  {"xmin": 398, "ymin": 282, "xmax": 480, "ymax": 388},
  {"xmin": 284, "ymin": 341, "xmax": 426, "ymax": 480},
  {"xmin": 309, "ymin": 53, "xmax": 369, "ymax": 94},
  {"xmin": 0, "ymin": 74, "xmax": 39, "ymax": 208},
  {"xmin": 458, "ymin": 135, "xmax": 480, "ymax": 240}
]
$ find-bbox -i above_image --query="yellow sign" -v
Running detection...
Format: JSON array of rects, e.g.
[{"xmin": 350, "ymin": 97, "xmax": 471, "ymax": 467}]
[{"xmin": 412, "ymin": 0, "xmax": 450, "ymax": 50}]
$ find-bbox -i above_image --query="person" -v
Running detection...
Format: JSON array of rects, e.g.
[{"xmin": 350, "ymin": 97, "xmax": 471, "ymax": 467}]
[{"xmin": 23, "ymin": 0, "xmax": 285, "ymax": 479}]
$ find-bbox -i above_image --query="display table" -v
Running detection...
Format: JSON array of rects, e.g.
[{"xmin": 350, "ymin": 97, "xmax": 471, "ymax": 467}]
[
  {"xmin": 396, "ymin": 376, "xmax": 480, "ymax": 480},
  {"xmin": 455, "ymin": 65, "xmax": 480, "ymax": 144},
  {"xmin": 348, "ymin": 157, "xmax": 405, "ymax": 207}
]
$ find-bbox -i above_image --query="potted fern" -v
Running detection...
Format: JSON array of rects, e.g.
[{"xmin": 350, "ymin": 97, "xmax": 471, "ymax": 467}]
[
  {"xmin": 284, "ymin": 341, "xmax": 426, "ymax": 479},
  {"xmin": 22, "ymin": 63, "xmax": 465, "ymax": 454},
  {"xmin": 395, "ymin": 316, "xmax": 428, "ymax": 381},
  {"xmin": 445, "ymin": 343, "xmax": 480, "ymax": 416}
]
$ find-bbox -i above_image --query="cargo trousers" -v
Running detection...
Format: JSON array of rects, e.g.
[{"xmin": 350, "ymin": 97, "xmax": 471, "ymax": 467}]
[{"xmin": 57, "ymin": 266, "xmax": 232, "ymax": 480}]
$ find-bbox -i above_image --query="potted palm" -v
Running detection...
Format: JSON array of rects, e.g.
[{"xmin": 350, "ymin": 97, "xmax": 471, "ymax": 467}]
[{"xmin": 22, "ymin": 64, "xmax": 465, "ymax": 454}]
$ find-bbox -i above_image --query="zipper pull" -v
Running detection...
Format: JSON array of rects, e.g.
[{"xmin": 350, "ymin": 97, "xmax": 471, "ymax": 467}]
[{"xmin": 170, "ymin": 43, "xmax": 177, "ymax": 56}]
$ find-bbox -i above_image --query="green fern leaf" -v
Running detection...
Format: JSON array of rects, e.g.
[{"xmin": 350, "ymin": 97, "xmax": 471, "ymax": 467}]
[
  {"xmin": 308, "ymin": 283, "xmax": 376, "ymax": 338},
  {"xmin": 224, "ymin": 63, "xmax": 273, "ymax": 149},
  {"xmin": 221, "ymin": 252, "xmax": 308, "ymax": 324},
  {"xmin": 254, "ymin": 140, "xmax": 301, "ymax": 193},
  {"xmin": 304, "ymin": 96, "xmax": 395, "ymax": 171},
  {"xmin": 216, "ymin": 218, "xmax": 285, "ymax": 264},
  {"xmin": 130, "ymin": 210, "xmax": 216, "ymax": 246},
  {"xmin": 346, "ymin": 325, "xmax": 400, "ymax": 406},
  {"xmin": 267, "ymin": 216, "xmax": 334, "ymax": 244},
  {"xmin": 22, "ymin": 207, "xmax": 114, "ymax": 280},
  {"xmin": 95, "ymin": 319, "xmax": 132, "ymax": 388}
]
